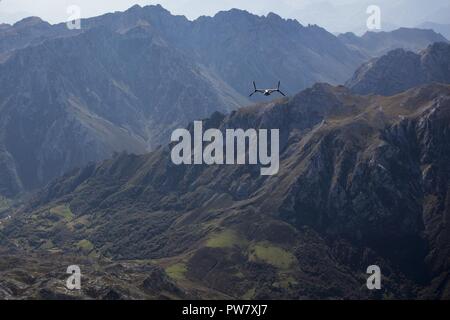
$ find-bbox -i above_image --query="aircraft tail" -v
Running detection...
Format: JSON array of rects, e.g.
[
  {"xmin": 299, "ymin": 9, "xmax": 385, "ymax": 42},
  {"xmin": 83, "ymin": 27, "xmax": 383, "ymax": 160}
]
[
  {"xmin": 277, "ymin": 81, "xmax": 281, "ymax": 90},
  {"xmin": 253, "ymin": 81, "xmax": 257, "ymax": 90}
]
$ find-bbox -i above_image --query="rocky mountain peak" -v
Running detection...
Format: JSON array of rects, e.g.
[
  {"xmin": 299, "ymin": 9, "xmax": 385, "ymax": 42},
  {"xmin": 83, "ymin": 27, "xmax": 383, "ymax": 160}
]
[
  {"xmin": 346, "ymin": 42, "xmax": 450, "ymax": 95},
  {"xmin": 13, "ymin": 16, "xmax": 48, "ymax": 29}
]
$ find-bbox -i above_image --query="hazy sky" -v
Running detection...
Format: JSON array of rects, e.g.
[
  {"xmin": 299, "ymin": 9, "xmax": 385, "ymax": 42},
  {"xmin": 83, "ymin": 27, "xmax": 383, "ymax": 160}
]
[{"xmin": 1, "ymin": 0, "xmax": 449, "ymax": 34}]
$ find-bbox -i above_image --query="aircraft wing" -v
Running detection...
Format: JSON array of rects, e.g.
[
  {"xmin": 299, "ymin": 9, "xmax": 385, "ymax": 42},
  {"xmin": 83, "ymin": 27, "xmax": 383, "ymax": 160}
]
[{"xmin": 249, "ymin": 89, "xmax": 264, "ymax": 97}]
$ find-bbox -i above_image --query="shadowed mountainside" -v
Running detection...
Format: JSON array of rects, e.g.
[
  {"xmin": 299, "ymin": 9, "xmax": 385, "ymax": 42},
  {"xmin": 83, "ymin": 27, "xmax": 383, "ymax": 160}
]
[
  {"xmin": 347, "ymin": 42, "xmax": 450, "ymax": 95},
  {"xmin": 2, "ymin": 83, "xmax": 449, "ymax": 299}
]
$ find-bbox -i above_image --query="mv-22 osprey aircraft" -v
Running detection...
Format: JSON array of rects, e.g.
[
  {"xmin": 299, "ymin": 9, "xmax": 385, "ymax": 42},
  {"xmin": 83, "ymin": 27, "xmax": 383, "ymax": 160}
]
[{"xmin": 249, "ymin": 81, "xmax": 286, "ymax": 97}]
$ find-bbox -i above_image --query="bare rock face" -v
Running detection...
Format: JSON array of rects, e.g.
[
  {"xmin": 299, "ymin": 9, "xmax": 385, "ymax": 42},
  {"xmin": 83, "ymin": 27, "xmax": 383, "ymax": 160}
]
[
  {"xmin": 347, "ymin": 42, "xmax": 450, "ymax": 95},
  {"xmin": 0, "ymin": 5, "xmax": 363, "ymax": 198},
  {"xmin": 3, "ymin": 84, "xmax": 449, "ymax": 299},
  {"xmin": 0, "ymin": 248, "xmax": 186, "ymax": 300},
  {"xmin": 0, "ymin": 26, "xmax": 239, "ymax": 196}
]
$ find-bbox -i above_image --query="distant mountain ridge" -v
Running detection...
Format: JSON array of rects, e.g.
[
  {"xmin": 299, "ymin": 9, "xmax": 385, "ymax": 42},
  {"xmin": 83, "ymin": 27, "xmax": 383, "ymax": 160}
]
[
  {"xmin": 0, "ymin": 4, "xmax": 448, "ymax": 198},
  {"xmin": 1, "ymin": 5, "xmax": 447, "ymax": 89},
  {"xmin": 338, "ymin": 27, "xmax": 449, "ymax": 57},
  {"xmin": 0, "ymin": 25, "xmax": 244, "ymax": 197},
  {"xmin": 418, "ymin": 22, "xmax": 450, "ymax": 41},
  {"xmin": 29, "ymin": 5, "xmax": 368, "ymax": 95},
  {"xmin": 346, "ymin": 42, "xmax": 450, "ymax": 95}
]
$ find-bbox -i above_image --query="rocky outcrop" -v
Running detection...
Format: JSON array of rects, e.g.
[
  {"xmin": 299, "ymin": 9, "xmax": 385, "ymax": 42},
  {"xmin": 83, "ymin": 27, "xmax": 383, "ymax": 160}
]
[
  {"xmin": 346, "ymin": 42, "xmax": 450, "ymax": 95},
  {"xmin": 0, "ymin": 26, "xmax": 242, "ymax": 196}
]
